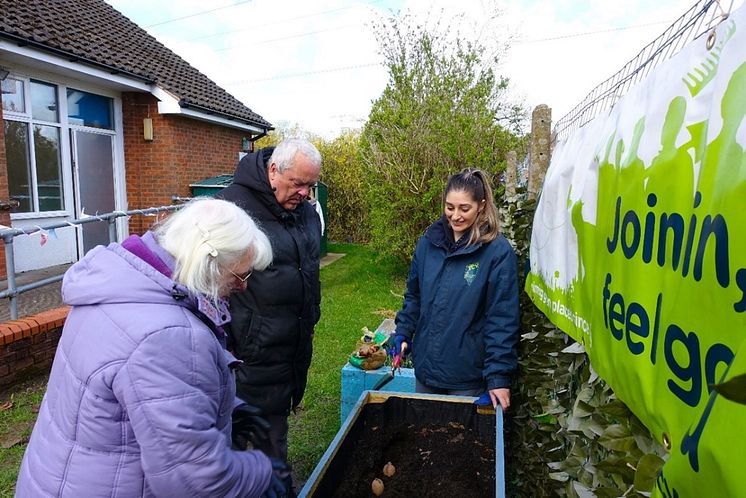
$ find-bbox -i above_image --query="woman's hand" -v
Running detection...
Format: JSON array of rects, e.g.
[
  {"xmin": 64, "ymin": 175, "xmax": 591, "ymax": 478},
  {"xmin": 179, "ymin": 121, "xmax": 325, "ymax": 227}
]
[{"xmin": 489, "ymin": 388, "xmax": 511, "ymax": 411}]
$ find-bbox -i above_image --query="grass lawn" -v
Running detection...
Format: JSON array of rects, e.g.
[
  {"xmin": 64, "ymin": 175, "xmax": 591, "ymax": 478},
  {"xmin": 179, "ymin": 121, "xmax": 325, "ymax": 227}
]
[
  {"xmin": 0, "ymin": 242, "xmax": 407, "ymax": 496},
  {"xmin": 0, "ymin": 375, "xmax": 47, "ymax": 497},
  {"xmin": 289, "ymin": 243, "xmax": 406, "ymax": 482}
]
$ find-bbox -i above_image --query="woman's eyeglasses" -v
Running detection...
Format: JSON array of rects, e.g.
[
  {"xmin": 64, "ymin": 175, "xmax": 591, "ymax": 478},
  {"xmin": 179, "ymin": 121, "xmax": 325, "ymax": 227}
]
[{"xmin": 229, "ymin": 269, "xmax": 252, "ymax": 283}]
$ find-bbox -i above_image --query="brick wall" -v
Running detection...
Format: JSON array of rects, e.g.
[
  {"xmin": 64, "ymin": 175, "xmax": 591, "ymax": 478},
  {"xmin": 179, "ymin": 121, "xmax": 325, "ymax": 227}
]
[
  {"xmin": 122, "ymin": 93, "xmax": 248, "ymax": 234},
  {"xmin": 0, "ymin": 104, "xmax": 9, "ymax": 279},
  {"xmin": 0, "ymin": 307, "xmax": 69, "ymax": 387}
]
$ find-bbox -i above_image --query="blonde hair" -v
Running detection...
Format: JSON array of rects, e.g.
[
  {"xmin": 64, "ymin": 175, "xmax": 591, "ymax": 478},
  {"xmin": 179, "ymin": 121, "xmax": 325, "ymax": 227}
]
[
  {"xmin": 154, "ymin": 198, "xmax": 272, "ymax": 300},
  {"xmin": 443, "ymin": 168, "xmax": 500, "ymax": 246}
]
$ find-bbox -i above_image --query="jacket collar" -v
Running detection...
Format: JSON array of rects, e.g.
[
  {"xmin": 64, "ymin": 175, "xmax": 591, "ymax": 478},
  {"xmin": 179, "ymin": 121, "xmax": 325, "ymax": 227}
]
[
  {"xmin": 425, "ymin": 215, "xmax": 481, "ymax": 255},
  {"xmin": 121, "ymin": 233, "xmax": 231, "ymax": 330},
  {"xmin": 231, "ymin": 147, "xmax": 307, "ymax": 222},
  {"xmin": 122, "ymin": 232, "xmax": 173, "ymax": 278}
]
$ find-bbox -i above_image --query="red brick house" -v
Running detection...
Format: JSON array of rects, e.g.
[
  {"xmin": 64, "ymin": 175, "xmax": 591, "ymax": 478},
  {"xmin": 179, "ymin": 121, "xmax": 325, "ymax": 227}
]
[{"xmin": 0, "ymin": 0, "xmax": 272, "ymax": 277}]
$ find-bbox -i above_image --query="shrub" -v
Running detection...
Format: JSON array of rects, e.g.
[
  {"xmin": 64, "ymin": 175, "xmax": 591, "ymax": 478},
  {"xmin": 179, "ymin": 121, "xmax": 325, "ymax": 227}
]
[
  {"xmin": 315, "ymin": 131, "xmax": 370, "ymax": 243},
  {"xmin": 361, "ymin": 10, "xmax": 526, "ymax": 262}
]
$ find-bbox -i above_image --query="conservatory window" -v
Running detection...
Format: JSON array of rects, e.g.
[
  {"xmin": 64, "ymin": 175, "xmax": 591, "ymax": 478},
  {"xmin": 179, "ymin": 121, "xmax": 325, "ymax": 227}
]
[
  {"xmin": 2, "ymin": 78, "xmax": 64, "ymax": 213},
  {"xmin": 67, "ymin": 88, "xmax": 113, "ymax": 130},
  {"xmin": 1, "ymin": 77, "xmax": 25, "ymax": 113}
]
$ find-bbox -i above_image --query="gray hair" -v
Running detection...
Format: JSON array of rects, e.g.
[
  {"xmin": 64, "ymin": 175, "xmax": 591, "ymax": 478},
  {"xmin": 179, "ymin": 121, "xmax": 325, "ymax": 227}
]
[
  {"xmin": 154, "ymin": 198, "xmax": 272, "ymax": 301},
  {"xmin": 270, "ymin": 138, "xmax": 322, "ymax": 173}
]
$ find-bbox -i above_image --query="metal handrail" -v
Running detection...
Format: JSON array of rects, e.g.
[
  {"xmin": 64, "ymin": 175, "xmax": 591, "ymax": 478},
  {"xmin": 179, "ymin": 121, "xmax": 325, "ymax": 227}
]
[{"xmin": 0, "ymin": 204, "xmax": 181, "ymax": 320}]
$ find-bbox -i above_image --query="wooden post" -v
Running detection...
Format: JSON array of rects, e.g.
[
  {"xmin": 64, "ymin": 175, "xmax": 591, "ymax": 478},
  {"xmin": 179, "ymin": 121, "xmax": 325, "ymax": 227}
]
[
  {"xmin": 528, "ymin": 104, "xmax": 551, "ymax": 201},
  {"xmin": 505, "ymin": 150, "xmax": 517, "ymax": 199}
]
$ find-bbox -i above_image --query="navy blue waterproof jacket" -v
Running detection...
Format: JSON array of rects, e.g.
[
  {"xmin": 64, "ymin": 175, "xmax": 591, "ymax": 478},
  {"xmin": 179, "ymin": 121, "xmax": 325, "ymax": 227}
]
[{"xmin": 395, "ymin": 217, "xmax": 520, "ymax": 390}]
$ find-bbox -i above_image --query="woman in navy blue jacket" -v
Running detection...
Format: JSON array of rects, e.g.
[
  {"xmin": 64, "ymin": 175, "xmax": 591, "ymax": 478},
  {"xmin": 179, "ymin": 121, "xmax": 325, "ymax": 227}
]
[{"xmin": 394, "ymin": 168, "xmax": 520, "ymax": 410}]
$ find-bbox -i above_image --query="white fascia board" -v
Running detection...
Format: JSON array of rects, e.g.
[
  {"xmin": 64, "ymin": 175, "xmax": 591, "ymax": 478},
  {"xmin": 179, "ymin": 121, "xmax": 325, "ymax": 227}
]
[
  {"xmin": 0, "ymin": 41, "xmax": 151, "ymax": 92},
  {"xmin": 151, "ymin": 87, "xmax": 266, "ymax": 134},
  {"xmin": 151, "ymin": 86, "xmax": 182, "ymax": 113},
  {"xmin": 170, "ymin": 106, "xmax": 267, "ymax": 134},
  {"xmin": 1, "ymin": 43, "xmax": 266, "ymax": 134}
]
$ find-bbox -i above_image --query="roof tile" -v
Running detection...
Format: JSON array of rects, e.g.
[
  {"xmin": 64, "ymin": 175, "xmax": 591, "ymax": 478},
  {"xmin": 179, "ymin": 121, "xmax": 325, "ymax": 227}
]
[{"xmin": 0, "ymin": 0, "xmax": 271, "ymax": 129}]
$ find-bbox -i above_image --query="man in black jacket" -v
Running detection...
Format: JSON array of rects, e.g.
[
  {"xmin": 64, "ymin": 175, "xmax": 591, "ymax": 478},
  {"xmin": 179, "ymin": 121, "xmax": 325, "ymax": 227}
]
[{"xmin": 217, "ymin": 138, "xmax": 322, "ymax": 466}]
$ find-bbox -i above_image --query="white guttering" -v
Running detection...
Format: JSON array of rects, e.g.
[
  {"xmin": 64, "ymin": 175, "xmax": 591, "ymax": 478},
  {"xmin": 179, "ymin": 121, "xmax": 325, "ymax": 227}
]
[
  {"xmin": 1, "ymin": 41, "xmax": 267, "ymax": 134},
  {"xmin": 151, "ymin": 87, "xmax": 266, "ymax": 134}
]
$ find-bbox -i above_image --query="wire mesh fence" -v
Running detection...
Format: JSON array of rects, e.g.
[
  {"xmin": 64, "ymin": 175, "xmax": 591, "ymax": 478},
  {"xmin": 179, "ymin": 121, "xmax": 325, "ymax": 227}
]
[{"xmin": 553, "ymin": 0, "xmax": 733, "ymax": 141}]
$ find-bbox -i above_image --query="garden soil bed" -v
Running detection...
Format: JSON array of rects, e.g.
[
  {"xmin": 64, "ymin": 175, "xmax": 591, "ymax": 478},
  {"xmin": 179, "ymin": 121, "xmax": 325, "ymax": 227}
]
[{"xmin": 331, "ymin": 420, "xmax": 495, "ymax": 497}]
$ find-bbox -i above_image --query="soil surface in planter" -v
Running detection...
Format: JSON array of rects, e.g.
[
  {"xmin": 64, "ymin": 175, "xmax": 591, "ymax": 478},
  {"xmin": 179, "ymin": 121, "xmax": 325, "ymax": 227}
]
[{"xmin": 332, "ymin": 421, "xmax": 495, "ymax": 497}]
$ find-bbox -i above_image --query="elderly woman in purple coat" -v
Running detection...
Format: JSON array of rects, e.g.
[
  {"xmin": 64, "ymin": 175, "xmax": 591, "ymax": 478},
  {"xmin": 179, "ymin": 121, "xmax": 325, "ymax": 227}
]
[{"xmin": 16, "ymin": 198, "xmax": 289, "ymax": 497}]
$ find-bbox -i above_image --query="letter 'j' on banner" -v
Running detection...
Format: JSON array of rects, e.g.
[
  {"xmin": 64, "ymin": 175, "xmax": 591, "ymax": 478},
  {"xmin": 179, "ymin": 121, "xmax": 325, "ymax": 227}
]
[{"xmin": 527, "ymin": 4, "xmax": 746, "ymax": 496}]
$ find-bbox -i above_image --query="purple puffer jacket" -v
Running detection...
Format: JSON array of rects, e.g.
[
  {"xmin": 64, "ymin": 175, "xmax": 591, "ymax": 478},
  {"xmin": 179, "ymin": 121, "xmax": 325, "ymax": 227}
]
[{"xmin": 15, "ymin": 234, "xmax": 272, "ymax": 497}]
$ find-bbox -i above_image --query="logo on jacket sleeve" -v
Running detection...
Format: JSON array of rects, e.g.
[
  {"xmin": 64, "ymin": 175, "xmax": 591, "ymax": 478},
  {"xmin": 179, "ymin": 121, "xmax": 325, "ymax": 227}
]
[{"xmin": 464, "ymin": 263, "xmax": 479, "ymax": 285}]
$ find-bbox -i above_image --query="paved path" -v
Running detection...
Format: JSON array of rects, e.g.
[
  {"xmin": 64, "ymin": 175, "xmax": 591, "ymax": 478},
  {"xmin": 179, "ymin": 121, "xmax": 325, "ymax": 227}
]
[
  {"xmin": 0, "ymin": 264, "xmax": 68, "ymax": 322},
  {"xmin": 320, "ymin": 252, "xmax": 345, "ymax": 268}
]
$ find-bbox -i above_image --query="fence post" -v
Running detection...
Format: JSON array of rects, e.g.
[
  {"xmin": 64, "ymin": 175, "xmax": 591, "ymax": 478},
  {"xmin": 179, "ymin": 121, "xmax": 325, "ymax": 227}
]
[
  {"xmin": 108, "ymin": 216, "xmax": 118, "ymax": 244},
  {"xmin": 505, "ymin": 150, "xmax": 517, "ymax": 199},
  {"xmin": 528, "ymin": 104, "xmax": 552, "ymax": 201},
  {"xmin": 3, "ymin": 235, "xmax": 18, "ymax": 320}
]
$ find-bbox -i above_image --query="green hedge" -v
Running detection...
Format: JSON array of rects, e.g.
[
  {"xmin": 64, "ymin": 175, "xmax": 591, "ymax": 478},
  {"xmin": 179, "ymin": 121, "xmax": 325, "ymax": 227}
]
[{"xmin": 315, "ymin": 131, "xmax": 371, "ymax": 244}]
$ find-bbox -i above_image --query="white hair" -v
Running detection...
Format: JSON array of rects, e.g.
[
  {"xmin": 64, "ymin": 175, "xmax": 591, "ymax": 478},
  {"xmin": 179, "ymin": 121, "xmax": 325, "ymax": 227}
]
[
  {"xmin": 270, "ymin": 138, "xmax": 322, "ymax": 173},
  {"xmin": 154, "ymin": 198, "xmax": 272, "ymax": 301}
]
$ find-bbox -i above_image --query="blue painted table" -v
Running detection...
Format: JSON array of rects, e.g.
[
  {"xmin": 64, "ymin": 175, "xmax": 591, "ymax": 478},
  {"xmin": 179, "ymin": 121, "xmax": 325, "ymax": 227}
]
[{"xmin": 340, "ymin": 364, "xmax": 415, "ymax": 422}]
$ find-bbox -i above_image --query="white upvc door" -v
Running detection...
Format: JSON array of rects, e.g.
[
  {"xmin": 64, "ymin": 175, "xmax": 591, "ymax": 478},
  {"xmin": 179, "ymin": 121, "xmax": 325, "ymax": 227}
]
[{"xmin": 70, "ymin": 130, "xmax": 116, "ymax": 257}]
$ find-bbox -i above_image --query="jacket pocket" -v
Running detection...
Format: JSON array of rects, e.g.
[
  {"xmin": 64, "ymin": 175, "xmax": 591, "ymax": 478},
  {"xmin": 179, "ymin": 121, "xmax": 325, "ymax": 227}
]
[
  {"xmin": 465, "ymin": 326, "xmax": 486, "ymax": 374},
  {"xmin": 234, "ymin": 309, "xmax": 263, "ymax": 360}
]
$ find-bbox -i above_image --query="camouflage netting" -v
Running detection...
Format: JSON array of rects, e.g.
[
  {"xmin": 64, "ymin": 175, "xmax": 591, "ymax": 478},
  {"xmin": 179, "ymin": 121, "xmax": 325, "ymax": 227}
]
[{"xmin": 500, "ymin": 188, "xmax": 667, "ymax": 498}]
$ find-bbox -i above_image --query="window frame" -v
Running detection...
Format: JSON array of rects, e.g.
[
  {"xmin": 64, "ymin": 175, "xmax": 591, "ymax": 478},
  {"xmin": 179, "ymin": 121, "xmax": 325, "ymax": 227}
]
[
  {"xmin": 2, "ymin": 74, "xmax": 119, "ymax": 221},
  {"xmin": 3, "ymin": 76, "xmax": 65, "ymax": 218}
]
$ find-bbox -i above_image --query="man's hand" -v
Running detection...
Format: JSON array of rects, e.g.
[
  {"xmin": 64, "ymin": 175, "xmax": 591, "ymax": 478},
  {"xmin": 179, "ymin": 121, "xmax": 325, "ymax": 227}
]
[{"xmin": 232, "ymin": 404, "xmax": 271, "ymax": 450}]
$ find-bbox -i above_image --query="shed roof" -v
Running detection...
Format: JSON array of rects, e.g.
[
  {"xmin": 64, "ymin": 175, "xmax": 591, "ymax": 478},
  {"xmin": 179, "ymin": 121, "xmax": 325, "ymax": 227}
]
[{"xmin": 0, "ymin": 0, "xmax": 271, "ymax": 130}]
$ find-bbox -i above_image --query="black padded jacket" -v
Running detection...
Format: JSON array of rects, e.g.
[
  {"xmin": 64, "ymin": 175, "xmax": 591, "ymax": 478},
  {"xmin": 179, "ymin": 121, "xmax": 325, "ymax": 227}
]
[{"xmin": 217, "ymin": 148, "xmax": 321, "ymax": 415}]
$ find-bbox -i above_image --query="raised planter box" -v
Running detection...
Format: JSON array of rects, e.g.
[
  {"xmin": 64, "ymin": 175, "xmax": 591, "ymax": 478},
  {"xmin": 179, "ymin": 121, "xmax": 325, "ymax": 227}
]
[
  {"xmin": 300, "ymin": 391, "xmax": 505, "ymax": 498},
  {"xmin": 0, "ymin": 307, "xmax": 69, "ymax": 387}
]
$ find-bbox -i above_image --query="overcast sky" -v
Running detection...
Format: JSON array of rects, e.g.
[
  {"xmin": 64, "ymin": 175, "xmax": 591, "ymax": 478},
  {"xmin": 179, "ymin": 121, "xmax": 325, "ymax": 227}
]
[{"xmin": 106, "ymin": 0, "xmax": 743, "ymax": 138}]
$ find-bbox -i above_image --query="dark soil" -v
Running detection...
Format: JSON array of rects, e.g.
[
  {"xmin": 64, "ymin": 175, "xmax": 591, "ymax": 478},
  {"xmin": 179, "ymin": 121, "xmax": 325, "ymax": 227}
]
[{"xmin": 331, "ymin": 421, "xmax": 495, "ymax": 498}]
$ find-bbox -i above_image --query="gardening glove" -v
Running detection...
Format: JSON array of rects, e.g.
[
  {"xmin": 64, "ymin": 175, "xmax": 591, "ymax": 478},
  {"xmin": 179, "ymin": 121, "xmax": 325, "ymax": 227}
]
[
  {"xmin": 394, "ymin": 334, "xmax": 411, "ymax": 358},
  {"xmin": 231, "ymin": 403, "xmax": 271, "ymax": 450},
  {"xmin": 474, "ymin": 391, "xmax": 492, "ymax": 407},
  {"xmin": 262, "ymin": 458, "xmax": 295, "ymax": 498}
]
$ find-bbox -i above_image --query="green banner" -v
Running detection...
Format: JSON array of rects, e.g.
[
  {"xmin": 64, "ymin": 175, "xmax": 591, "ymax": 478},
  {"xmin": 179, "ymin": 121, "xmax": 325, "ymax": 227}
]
[{"xmin": 527, "ymin": 7, "xmax": 746, "ymax": 495}]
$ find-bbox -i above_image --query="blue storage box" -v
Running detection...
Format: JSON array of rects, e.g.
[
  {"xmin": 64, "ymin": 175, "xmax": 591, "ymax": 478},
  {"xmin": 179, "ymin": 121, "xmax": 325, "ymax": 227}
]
[{"xmin": 340, "ymin": 318, "xmax": 416, "ymax": 422}]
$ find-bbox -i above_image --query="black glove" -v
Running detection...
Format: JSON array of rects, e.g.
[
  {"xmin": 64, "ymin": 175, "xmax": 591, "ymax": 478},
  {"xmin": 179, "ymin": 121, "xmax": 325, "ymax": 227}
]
[
  {"xmin": 262, "ymin": 458, "xmax": 295, "ymax": 498},
  {"xmin": 231, "ymin": 404, "xmax": 271, "ymax": 450}
]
